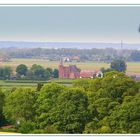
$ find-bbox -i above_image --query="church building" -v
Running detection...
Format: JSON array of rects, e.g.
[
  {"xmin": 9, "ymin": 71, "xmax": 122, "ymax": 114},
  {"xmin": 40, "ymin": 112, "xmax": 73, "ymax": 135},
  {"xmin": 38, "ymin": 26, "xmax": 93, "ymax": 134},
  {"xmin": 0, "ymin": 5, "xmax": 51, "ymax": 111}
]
[{"xmin": 58, "ymin": 58, "xmax": 80, "ymax": 79}]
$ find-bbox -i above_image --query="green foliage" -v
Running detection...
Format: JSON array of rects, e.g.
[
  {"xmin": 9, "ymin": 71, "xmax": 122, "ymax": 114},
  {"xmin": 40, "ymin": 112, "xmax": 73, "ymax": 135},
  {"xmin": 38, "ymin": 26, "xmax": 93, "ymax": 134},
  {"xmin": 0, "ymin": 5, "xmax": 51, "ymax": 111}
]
[
  {"xmin": 0, "ymin": 67, "xmax": 12, "ymax": 80},
  {"xmin": 103, "ymin": 93, "xmax": 140, "ymax": 133},
  {"xmin": 92, "ymin": 71, "xmax": 137, "ymax": 101},
  {"xmin": 31, "ymin": 64, "xmax": 45, "ymax": 80},
  {"xmin": 36, "ymin": 83, "xmax": 89, "ymax": 133},
  {"xmin": 36, "ymin": 83, "xmax": 44, "ymax": 91},
  {"xmin": 32, "ymin": 125, "xmax": 60, "ymax": 134},
  {"xmin": 44, "ymin": 69, "xmax": 51, "ymax": 80},
  {"xmin": 73, "ymin": 78, "xmax": 93, "ymax": 91},
  {"xmin": 110, "ymin": 59, "xmax": 127, "ymax": 72},
  {"xmin": 100, "ymin": 67, "xmax": 113, "ymax": 73},
  {"xmin": 30, "ymin": 64, "xmax": 55, "ymax": 80},
  {"xmin": 0, "ymin": 90, "xmax": 5, "ymax": 126},
  {"xmin": 0, "ymin": 128, "xmax": 17, "ymax": 133},
  {"xmin": 35, "ymin": 83, "xmax": 66, "ymax": 128},
  {"xmin": 74, "ymin": 71, "xmax": 137, "ymax": 101},
  {"xmin": 50, "ymin": 88, "xmax": 89, "ymax": 133},
  {"xmin": 16, "ymin": 64, "xmax": 28, "ymax": 76},
  {"xmin": 4, "ymin": 88, "xmax": 38, "ymax": 124},
  {"xmin": 53, "ymin": 69, "xmax": 59, "ymax": 78},
  {"xmin": 15, "ymin": 64, "xmax": 59, "ymax": 80},
  {"xmin": 99, "ymin": 126, "xmax": 112, "ymax": 133},
  {"xmin": 46, "ymin": 68, "xmax": 53, "ymax": 76},
  {"xmin": 83, "ymin": 118, "xmax": 99, "ymax": 133},
  {"xmin": 18, "ymin": 120, "xmax": 36, "ymax": 134},
  {"xmin": 75, "ymin": 71, "xmax": 138, "ymax": 134},
  {"xmin": 1, "ymin": 70, "xmax": 140, "ymax": 134}
]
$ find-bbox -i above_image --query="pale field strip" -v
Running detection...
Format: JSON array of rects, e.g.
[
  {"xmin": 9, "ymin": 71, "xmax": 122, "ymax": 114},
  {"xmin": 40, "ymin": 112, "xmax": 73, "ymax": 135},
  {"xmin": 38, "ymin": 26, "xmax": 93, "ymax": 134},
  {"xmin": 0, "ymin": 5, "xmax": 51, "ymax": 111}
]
[{"xmin": 0, "ymin": 58, "xmax": 139, "ymax": 74}]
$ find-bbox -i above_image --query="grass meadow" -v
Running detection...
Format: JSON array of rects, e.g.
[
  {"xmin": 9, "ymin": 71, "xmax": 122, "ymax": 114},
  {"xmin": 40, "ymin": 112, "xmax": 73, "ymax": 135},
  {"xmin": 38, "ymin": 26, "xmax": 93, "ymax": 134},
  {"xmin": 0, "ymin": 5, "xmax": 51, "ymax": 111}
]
[
  {"xmin": 0, "ymin": 79, "xmax": 73, "ymax": 90},
  {"xmin": 0, "ymin": 58, "xmax": 140, "ymax": 74},
  {"xmin": 0, "ymin": 58, "xmax": 139, "ymax": 89}
]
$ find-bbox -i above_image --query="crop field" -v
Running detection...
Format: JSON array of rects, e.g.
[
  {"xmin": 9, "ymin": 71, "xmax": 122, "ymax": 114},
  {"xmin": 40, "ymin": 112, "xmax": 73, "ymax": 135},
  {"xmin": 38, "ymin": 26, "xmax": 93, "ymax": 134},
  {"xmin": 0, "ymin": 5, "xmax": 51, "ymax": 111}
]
[
  {"xmin": 0, "ymin": 58, "xmax": 140, "ymax": 74},
  {"xmin": 0, "ymin": 58, "xmax": 109, "ymax": 70}
]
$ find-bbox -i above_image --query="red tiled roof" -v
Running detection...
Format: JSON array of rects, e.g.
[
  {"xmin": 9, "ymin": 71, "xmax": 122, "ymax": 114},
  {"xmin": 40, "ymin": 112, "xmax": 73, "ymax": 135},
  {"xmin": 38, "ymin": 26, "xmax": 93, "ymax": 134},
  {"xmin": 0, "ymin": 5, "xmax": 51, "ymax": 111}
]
[{"xmin": 80, "ymin": 70, "xmax": 101, "ymax": 78}]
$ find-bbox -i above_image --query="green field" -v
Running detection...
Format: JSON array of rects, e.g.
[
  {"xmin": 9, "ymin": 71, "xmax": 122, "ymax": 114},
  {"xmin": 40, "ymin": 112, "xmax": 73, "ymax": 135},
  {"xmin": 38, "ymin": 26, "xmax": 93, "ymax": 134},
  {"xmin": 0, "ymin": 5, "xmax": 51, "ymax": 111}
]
[
  {"xmin": 0, "ymin": 79, "xmax": 74, "ymax": 90},
  {"xmin": 0, "ymin": 80, "xmax": 37, "ymax": 89},
  {"xmin": 0, "ymin": 58, "xmax": 139, "ymax": 89},
  {"xmin": 1, "ymin": 58, "xmax": 140, "ymax": 74}
]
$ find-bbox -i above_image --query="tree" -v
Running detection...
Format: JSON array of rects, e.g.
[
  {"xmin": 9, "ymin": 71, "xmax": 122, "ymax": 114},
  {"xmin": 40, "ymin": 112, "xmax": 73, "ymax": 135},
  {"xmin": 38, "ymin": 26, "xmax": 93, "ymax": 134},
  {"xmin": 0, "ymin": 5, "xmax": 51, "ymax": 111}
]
[
  {"xmin": 46, "ymin": 68, "xmax": 53, "ymax": 76},
  {"xmin": 53, "ymin": 69, "xmax": 59, "ymax": 78},
  {"xmin": 73, "ymin": 78, "xmax": 92, "ymax": 91},
  {"xmin": 52, "ymin": 88, "xmax": 89, "ymax": 133},
  {"xmin": 44, "ymin": 69, "xmax": 51, "ymax": 80},
  {"xmin": 35, "ymin": 83, "xmax": 66, "ymax": 130},
  {"xmin": 98, "ymin": 71, "xmax": 138, "ymax": 102},
  {"xmin": 0, "ymin": 67, "xmax": 12, "ymax": 80},
  {"xmin": 0, "ymin": 90, "xmax": 5, "ymax": 126},
  {"xmin": 36, "ymin": 83, "xmax": 90, "ymax": 133},
  {"xmin": 3, "ymin": 67, "xmax": 12, "ymax": 79},
  {"xmin": 36, "ymin": 83, "xmax": 44, "ymax": 91},
  {"xmin": 16, "ymin": 64, "xmax": 28, "ymax": 76},
  {"xmin": 103, "ymin": 93, "xmax": 140, "ymax": 133},
  {"xmin": 36, "ymin": 84, "xmax": 89, "ymax": 133},
  {"xmin": 31, "ymin": 64, "xmax": 45, "ymax": 80},
  {"xmin": 4, "ymin": 88, "xmax": 38, "ymax": 124},
  {"xmin": 110, "ymin": 59, "xmax": 127, "ymax": 72},
  {"xmin": 75, "ymin": 71, "xmax": 138, "ymax": 133},
  {"xmin": 26, "ymin": 70, "xmax": 33, "ymax": 80},
  {"xmin": 100, "ymin": 67, "xmax": 113, "ymax": 74},
  {"xmin": 18, "ymin": 120, "xmax": 36, "ymax": 134}
]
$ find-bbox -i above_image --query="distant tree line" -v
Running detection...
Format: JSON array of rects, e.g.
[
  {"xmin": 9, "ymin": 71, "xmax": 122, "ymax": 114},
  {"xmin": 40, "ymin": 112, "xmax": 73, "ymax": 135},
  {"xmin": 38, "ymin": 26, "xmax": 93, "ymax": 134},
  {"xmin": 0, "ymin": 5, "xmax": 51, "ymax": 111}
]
[
  {"xmin": 0, "ymin": 64, "xmax": 58, "ymax": 80},
  {"xmin": 0, "ymin": 71, "xmax": 140, "ymax": 133},
  {"xmin": 0, "ymin": 59, "xmax": 128, "ymax": 80},
  {"xmin": 16, "ymin": 64, "xmax": 59, "ymax": 80},
  {"xmin": 1, "ymin": 47, "xmax": 140, "ymax": 62}
]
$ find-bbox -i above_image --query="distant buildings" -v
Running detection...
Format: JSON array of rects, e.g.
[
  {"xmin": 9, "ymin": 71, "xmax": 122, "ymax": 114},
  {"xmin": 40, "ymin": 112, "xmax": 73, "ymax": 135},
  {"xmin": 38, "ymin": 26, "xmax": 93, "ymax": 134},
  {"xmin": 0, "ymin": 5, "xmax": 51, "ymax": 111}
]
[
  {"xmin": 0, "ymin": 54, "xmax": 9, "ymax": 63},
  {"xmin": 63, "ymin": 56, "xmax": 80, "ymax": 62},
  {"xmin": 58, "ymin": 58, "xmax": 103, "ymax": 79},
  {"xmin": 58, "ymin": 58, "xmax": 80, "ymax": 79},
  {"xmin": 80, "ymin": 70, "xmax": 103, "ymax": 78}
]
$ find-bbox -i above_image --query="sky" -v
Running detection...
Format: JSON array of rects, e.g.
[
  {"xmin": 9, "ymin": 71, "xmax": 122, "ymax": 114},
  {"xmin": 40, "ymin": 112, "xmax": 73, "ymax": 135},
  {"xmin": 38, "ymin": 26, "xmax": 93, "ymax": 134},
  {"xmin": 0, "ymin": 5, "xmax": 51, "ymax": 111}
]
[{"xmin": 0, "ymin": 6, "xmax": 140, "ymax": 43}]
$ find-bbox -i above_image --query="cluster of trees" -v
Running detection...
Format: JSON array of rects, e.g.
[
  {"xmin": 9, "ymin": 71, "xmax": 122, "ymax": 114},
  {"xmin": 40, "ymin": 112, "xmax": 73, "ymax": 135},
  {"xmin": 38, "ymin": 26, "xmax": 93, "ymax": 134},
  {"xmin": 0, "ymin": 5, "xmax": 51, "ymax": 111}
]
[
  {"xmin": 0, "ymin": 64, "xmax": 58, "ymax": 80},
  {"xmin": 101, "ymin": 59, "xmax": 127, "ymax": 74},
  {"xmin": 16, "ymin": 64, "xmax": 59, "ymax": 80},
  {"xmin": 0, "ymin": 71, "xmax": 140, "ymax": 134}
]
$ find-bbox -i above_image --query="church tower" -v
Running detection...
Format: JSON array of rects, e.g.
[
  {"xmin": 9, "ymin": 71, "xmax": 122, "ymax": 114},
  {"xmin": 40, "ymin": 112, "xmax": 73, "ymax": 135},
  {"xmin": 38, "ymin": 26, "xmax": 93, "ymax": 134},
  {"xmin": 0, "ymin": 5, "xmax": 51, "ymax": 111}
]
[
  {"xmin": 60, "ymin": 57, "xmax": 63, "ymax": 66},
  {"xmin": 58, "ymin": 57, "xmax": 64, "ymax": 79}
]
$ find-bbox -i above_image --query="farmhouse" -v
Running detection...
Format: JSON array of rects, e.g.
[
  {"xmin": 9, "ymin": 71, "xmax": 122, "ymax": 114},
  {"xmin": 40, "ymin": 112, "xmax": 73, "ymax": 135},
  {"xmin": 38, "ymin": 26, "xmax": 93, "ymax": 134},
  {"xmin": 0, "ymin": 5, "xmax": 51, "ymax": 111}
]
[{"xmin": 80, "ymin": 70, "xmax": 103, "ymax": 78}]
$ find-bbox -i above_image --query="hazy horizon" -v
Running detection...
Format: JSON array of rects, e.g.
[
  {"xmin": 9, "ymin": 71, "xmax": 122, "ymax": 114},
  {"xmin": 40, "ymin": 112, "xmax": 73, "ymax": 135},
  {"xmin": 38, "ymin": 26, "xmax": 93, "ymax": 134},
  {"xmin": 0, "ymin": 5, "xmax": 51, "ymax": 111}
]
[
  {"xmin": 0, "ymin": 40, "xmax": 140, "ymax": 44},
  {"xmin": 0, "ymin": 6, "xmax": 140, "ymax": 43}
]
